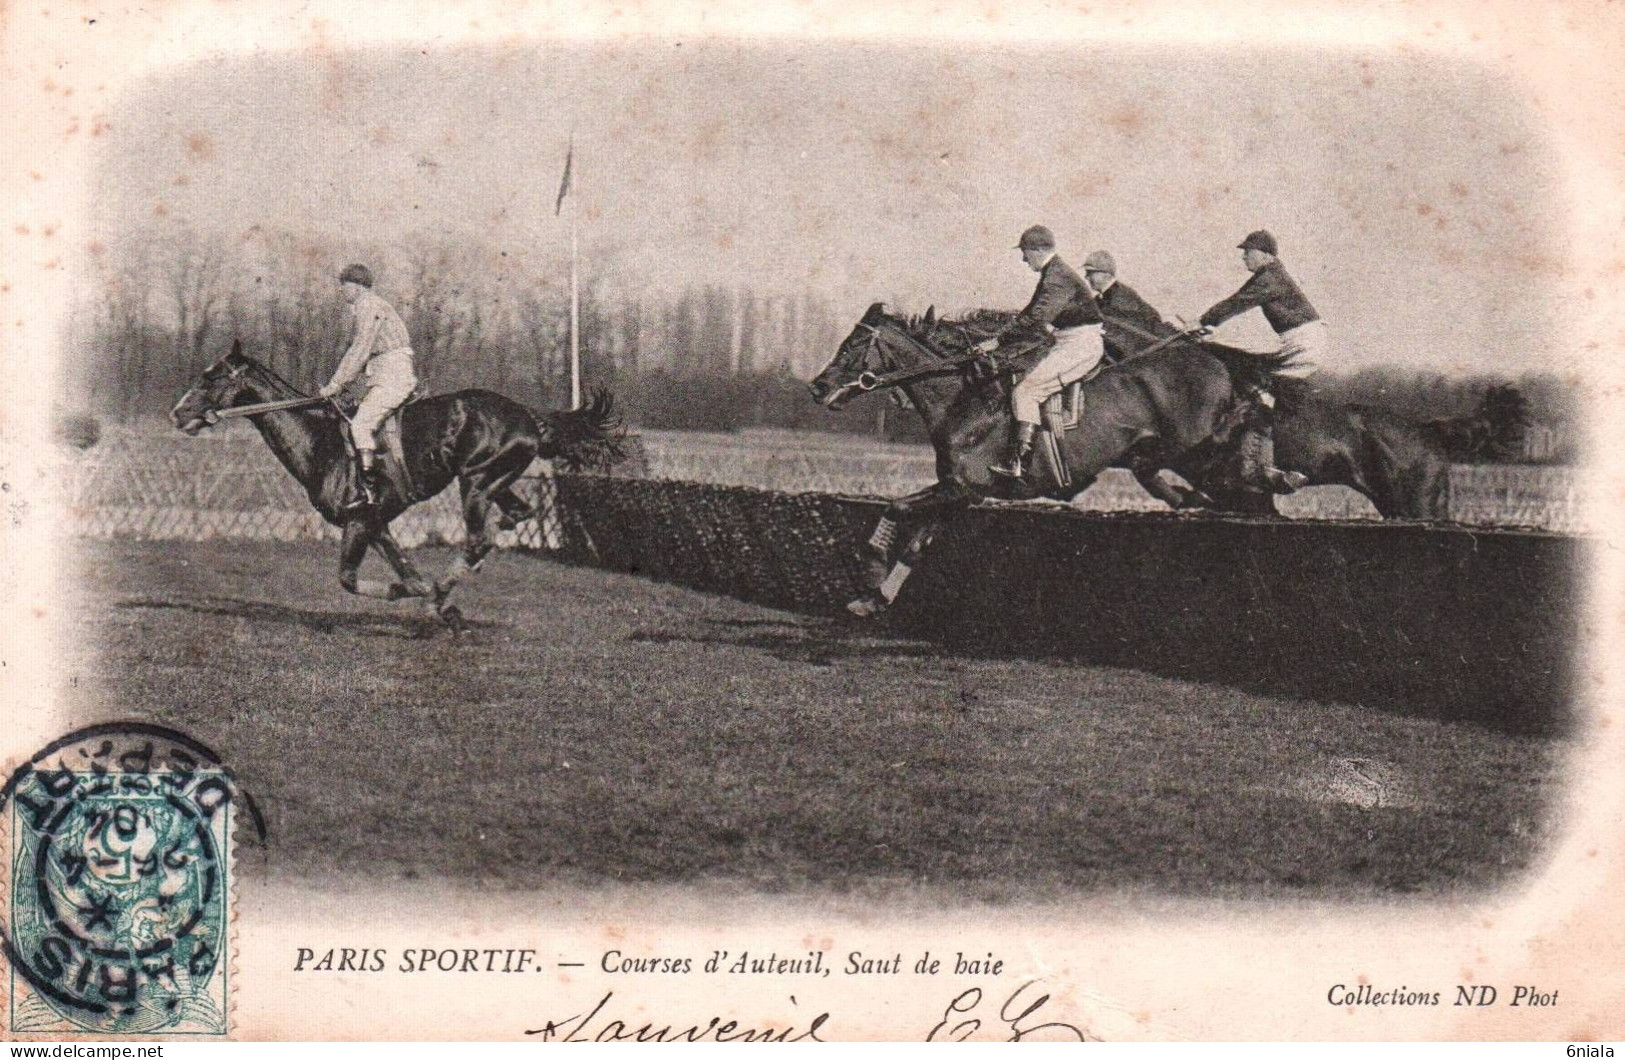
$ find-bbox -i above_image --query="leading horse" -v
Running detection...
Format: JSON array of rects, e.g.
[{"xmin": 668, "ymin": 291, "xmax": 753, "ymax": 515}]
[
  {"xmin": 171, "ymin": 341, "xmax": 622, "ymax": 629},
  {"xmin": 808, "ymin": 302, "xmax": 1289, "ymax": 616}
]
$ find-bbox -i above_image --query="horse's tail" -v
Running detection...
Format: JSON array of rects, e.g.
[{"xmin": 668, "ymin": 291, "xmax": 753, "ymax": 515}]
[
  {"xmin": 542, "ymin": 388, "xmax": 627, "ymax": 472},
  {"xmin": 1423, "ymin": 384, "xmax": 1528, "ymax": 463}
]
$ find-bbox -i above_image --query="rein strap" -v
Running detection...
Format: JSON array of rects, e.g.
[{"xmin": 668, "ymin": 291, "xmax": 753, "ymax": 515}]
[
  {"xmin": 205, "ymin": 396, "xmax": 326, "ymax": 423},
  {"xmin": 855, "ymin": 352, "xmax": 983, "ymax": 393}
]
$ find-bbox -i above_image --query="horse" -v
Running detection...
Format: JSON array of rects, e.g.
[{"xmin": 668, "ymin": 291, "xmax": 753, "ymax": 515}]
[
  {"xmin": 170, "ymin": 341, "xmax": 623, "ymax": 630},
  {"xmin": 942, "ymin": 308, "xmax": 1529, "ymax": 519},
  {"xmin": 1154, "ymin": 380, "xmax": 1528, "ymax": 519},
  {"xmin": 807, "ymin": 302, "xmax": 1290, "ymax": 616}
]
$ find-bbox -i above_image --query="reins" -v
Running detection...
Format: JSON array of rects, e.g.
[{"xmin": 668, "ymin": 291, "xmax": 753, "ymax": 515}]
[
  {"xmin": 831, "ymin": 312, "xmax": 1206, "ymax": 406},
  {"xmin": 203, "ymin": 395, "xmax": 328, "ymax": 424}
]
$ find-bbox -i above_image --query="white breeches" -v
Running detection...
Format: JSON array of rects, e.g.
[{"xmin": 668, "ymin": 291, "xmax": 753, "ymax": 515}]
[
  {"xmin": 1011, "ymin": 325, "xmax": 1105, "ymax": 426},
  {"xmin": 351, "ymin": 350, "xmax": 418, "ymax": 449},
  {"xmin": 1276, "ymin": 321, "xmax": 1327, "ymax": 379}
]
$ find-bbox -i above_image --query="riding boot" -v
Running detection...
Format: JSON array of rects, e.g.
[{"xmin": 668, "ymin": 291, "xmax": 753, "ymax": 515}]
[
  {"xmin": 1237, "ymin": 401, "xmax": 1308, "ymax": 495},
  {"xmin": 989, "ymin": 422, "xmax": 1038, "ymax": 479},
  {"xmin": 341, "ymin": 453, "xmax": 379, "ymax": 513}
]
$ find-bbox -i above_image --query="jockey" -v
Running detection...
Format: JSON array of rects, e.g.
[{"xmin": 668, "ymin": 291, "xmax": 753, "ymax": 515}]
[
  {"xmin": 318, "ymin": 264, "xmax": 419, "ymax": 512},
  {"xmin": 978, "ymin": 226, "xmax": 1105, "ymax": 480},
  {"xmin": 1080, "ymin": 250, "xmax": 1180, "ymax": 361},
  {"xmin": 1195, "ymin": 230, "xmax": 1316, "ymax": 494}
]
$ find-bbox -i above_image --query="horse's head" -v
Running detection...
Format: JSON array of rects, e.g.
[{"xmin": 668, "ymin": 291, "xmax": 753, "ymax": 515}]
[
  {"xmin": 809, "ymin": 302, "xmax": 902, "ymax": 411},
  {"xmin": 170, "ymin": 340, "xmax": 259, "ymax": 435}
]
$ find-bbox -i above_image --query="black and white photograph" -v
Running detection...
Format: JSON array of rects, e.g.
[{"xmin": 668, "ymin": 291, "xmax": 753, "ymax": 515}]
[{"xmin": 2, "ymin": 0, "xmax": 1622, "ymax": 1042}]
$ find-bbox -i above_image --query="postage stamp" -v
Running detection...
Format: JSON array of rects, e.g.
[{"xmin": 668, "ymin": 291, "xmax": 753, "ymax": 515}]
[{"xmin": 2, "ymin": 725, "xmax": 244, "ymax": 1036}]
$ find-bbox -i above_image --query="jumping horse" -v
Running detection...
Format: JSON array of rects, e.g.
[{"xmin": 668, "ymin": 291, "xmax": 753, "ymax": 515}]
[
  {"xmin": 171, "ymin": 341, "xmax": 622, "ymax": 630},
  {"xmin": 808, "ymin": 302, "xmax": 1291, "ymax": 616}
]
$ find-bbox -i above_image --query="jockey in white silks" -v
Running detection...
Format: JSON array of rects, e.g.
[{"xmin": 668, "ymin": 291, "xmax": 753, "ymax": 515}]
[{"xmin": 319, "ymin": 264, "xmax": 419, "ymax": 512}]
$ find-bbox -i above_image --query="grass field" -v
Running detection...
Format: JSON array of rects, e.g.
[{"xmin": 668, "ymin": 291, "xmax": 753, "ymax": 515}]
[{"xmin": 64, "ymin": 538, "xmax": 1570, "ymax": 901}]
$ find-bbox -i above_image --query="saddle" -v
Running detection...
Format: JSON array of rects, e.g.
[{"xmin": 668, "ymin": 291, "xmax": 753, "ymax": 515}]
[
  {"xmin": 1032, "ymin": 362, "xmax": 1106, "ymax": 491},
  {"xmin": 339, "ymin": 385, "xmax": 427, "ymax": 501}
]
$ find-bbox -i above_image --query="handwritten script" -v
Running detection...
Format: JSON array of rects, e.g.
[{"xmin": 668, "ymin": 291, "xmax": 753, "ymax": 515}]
[
  {"xmin": 525, "ymin": 992, "xmax": 830, "ymax": 1042},
  {"xmin": 524, "ymin": 980, "xmax": 1093, "ymax": 1042},
  {"xmin": 926, "ymin": 980, "xmax": 1097, "ymax": 1042}
]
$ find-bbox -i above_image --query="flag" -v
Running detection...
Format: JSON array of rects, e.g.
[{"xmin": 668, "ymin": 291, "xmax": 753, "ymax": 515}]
[{"xmin": 554, "ymin": 141, "xmax": 573, "ymax": 216}]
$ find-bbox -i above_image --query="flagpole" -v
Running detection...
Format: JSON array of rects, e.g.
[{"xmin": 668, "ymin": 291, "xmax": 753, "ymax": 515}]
[
  {"xmin": 569, "ymin": 184, "xmax": 581, "ymax": 410},
  {"xmin": 555, "ymin": 134, "xmax": 581, "ymax": 411}
]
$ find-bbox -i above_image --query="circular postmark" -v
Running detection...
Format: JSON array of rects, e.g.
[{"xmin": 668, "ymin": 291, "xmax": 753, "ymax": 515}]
[{"xmin": 1, "ymin": 723, "xmax": 263, "ymax": 1035}]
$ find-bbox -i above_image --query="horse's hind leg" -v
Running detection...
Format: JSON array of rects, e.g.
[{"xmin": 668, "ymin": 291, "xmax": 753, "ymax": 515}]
[
  {"xmin": 492, "ymin": 484, "xmax": 541, "ymax": 530},
  {"xmin": 432, "ymin": 471, "xmax": 507, "ymax": 607}
]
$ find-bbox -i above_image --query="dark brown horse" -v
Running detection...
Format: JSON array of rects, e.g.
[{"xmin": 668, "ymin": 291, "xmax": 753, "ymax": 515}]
[
  {"xmin": 808, "ymin": 302, "xmax": 1289, "ymax": 615},
  {"xmin": 171, "ymin": 341, "xmax": 622, "ymax": 629},
  {"xmin": 1154, "ymin": 380, "xmax": 1528, "ymax": 518}
]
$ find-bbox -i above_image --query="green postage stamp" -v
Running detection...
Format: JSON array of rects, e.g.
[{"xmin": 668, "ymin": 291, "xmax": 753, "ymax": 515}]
[{"xmin": 3, "ymin": 725, "xmax": 237, "ymax": 1035}]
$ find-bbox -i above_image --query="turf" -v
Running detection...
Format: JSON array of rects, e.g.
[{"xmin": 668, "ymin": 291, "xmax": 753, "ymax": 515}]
[{"xmin": 62, "ymin": 539, "xmax": 1570, "ymax": 901}]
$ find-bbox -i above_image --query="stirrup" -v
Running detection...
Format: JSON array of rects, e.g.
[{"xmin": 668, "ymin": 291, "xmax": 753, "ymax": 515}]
[
  {"xmin": 341, "ymin": 470, "xmax": 378, "ymax": 512},
  {"xmin": 1270, "ymin": 469, "xmax": 1309, "ymax": 494},
  {"xmin": 1246, "ymin": 467, "xmax": 1306, "ymax": 496},
  {"xmin": 989, "ymin": 444, "xmax": 1031, "ymax": 480}
]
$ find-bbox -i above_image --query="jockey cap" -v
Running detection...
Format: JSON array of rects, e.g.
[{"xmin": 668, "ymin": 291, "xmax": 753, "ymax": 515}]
[
  {"xmin": 1015, "ymin": 225, "xmax": 1056, "ymax": 251},
  {"xmin": 1082, "ymin": 250, "xmax": 1116, "ymax": 275},
  {"xmin": 339, "ymin": 263, "xmax": 375, "ymax": 288},
  {"xmin": 1237, "ymin": 230, "xmax": 1278, "ymax": 255}
]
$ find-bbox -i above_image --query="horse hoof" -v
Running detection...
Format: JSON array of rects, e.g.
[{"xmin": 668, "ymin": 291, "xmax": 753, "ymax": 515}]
[
  {"xmin": 846, "ymin": 595, "xmax": 887, "ymax": 619},
  {"xmin": 438, "ymin": 604, "xmax": 467, "ymax": 632}
]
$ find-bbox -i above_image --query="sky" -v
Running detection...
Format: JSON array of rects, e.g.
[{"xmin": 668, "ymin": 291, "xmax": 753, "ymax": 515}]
[{"xmin": 91, "ymin": 40, "xmax": 1572, "ymax": 374}]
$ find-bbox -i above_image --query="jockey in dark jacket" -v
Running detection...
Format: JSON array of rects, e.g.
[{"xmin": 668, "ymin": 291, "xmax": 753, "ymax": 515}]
[
  {"xmin": 1193, "ymin": 230, "xmax": 1317, "ymax": 495},
  {"xmin": 1080, "ymin": 250, "xmax": 1180, "ymax": 361},
  {"xmin": 976, "ymin": 226, "xmax": 1107, "ymax": 480}
]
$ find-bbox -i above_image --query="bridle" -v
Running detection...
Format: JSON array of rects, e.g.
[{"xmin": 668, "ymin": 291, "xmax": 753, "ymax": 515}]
[
  {"xmin": 824, "ymin": 319, "xmax": 983, "ymax": 406},
  {"xmin": 189, "ymin": 359, "xmax": 327, "ymax": 425}
]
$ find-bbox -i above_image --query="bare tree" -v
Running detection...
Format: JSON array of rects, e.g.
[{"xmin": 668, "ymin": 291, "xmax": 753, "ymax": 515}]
[
  {"xmin": 157, "ymin": 225, "xmax": 229, "ymax": 377},
  {"xmin": 516, "ymin": 283, "xmax": 568, "ymax": 406}
]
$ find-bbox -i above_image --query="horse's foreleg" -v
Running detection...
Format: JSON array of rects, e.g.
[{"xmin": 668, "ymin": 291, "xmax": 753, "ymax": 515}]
[
  {"xmin": 849, "ymin": 521, "xmax": 938, "ymax": 617},
  {"xmin": 371, "ymin": 530, "xmax": 434, "ymax": 599},
  {"xmin": 849, "ymin": 481, "xmax": 968, "ymax": 618},
  {"xmin": 338, "ymin": 521, "xmax": 405, "ymax": 600},
  {"xmin": 864, "ymin": 481, "xmax": 967, "ymax": 559},
  {"xmin": 1133, "ymin": 466, "xmax": 1212, "ymax": 510}
]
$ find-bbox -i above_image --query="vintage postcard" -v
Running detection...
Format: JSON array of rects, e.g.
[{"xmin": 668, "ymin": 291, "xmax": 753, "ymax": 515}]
[{"xmin": 3, "ymin": 0, "xmax": 1623, "ymax": 1042}]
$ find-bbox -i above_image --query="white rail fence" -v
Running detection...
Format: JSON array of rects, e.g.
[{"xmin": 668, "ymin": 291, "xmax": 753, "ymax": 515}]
[{"xmin": 60, "ymin": 427, "xmax": 1593, "ymax": 544}]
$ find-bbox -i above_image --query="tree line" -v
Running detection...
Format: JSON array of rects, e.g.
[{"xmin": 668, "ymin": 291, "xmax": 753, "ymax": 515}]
[
  {"xmin": 64, "ymin": 225, "xmax": 852, "ymax": 428},
  {"xmin": 61, "ymin": 226, "xmax": 1577, "ymax": 459}
]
